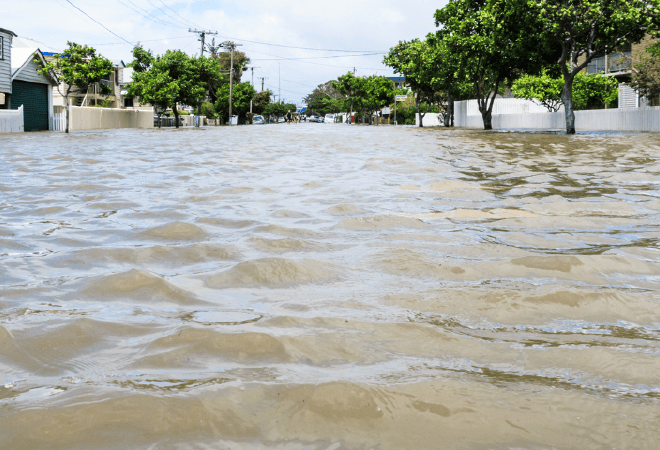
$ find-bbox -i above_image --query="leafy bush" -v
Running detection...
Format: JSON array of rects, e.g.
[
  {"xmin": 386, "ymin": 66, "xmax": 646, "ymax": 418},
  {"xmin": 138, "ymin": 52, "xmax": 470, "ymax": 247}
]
[
  {"xmin": 513, "ymin": 70, "xmax": 618, "ymax": 111},
  {"xmin": 201, "ymin": 101, "xmax": 216, "ymax": 119}
]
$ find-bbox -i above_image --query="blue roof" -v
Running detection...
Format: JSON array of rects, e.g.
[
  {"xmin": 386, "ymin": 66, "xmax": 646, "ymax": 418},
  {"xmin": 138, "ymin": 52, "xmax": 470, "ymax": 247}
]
[{"xmin": 388, "ymin": 76, "xmax": 405, "ymax": 81}]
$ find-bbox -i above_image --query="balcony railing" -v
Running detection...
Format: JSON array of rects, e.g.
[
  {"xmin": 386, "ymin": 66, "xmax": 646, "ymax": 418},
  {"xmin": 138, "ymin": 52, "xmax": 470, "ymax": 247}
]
[
  {"xmin": 609, "ymin": 52, "xmax": 632, "ymax": 72},
  {"xmin": 586, "ymin": 52, "xmax": 632, "ymax": 74}
]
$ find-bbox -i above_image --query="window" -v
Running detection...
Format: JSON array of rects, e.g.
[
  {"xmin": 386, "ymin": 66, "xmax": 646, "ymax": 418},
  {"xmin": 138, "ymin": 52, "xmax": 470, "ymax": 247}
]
[{"xmin": 0, "ymin": 36, "xmax": 3, "ymax": 59}]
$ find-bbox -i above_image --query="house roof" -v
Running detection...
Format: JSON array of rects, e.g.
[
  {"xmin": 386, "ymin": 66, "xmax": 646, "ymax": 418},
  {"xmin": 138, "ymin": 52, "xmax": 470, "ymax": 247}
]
[
  {"xmin": 11, "ymin": 47, "xmax": 57, "ymax": 84},
  {"xmin": 12, "ymin": 36, "xmax": 58, "ymax": 53},
  {"xmin": 388, "ymin": 76, "xmax": 406, "ymax": 81},
  {"xmin": 0, "ymin": 27, "xmax": 17, "ymax": 37}
]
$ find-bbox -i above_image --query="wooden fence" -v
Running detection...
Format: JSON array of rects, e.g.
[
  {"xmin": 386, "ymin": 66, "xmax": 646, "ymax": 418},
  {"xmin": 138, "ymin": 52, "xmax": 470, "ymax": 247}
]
[{"xmin": 0, "ymin": 106, "xmax": 24, "ymax": 133}]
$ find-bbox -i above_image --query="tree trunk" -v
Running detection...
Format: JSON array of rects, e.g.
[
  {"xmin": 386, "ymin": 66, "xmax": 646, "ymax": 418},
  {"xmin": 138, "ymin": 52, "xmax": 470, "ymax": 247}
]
[
  {"xmin": 478, "ymin": 88, "xmax": 497, "ymax": 131},
  {"xmin": 561, "ymin": 73, "xmax": 576, "ymax": 134},
  {"xmin": 444, "ymin": 91, "xmax": 453, "ymax": 127},
  {"xmin": 480, "ymin": 108, "xmax": 492, "ymax": 130},
  {"xmin": 416, "ymin": 98, "xmax": 424, "ymax": 128},
  {"xmin": 173, "ymin": 105, "xmax": 180, "ymax": 129},
  {"xmin": 64, "ymin": 94, "xmax": 70, "ymax": 134}
]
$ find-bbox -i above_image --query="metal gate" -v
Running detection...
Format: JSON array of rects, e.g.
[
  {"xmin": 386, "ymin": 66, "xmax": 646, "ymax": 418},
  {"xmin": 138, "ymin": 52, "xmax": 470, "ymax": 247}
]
[{"xmin": 11, "ymin": 81, "xmax": 48, "ymax": 131}]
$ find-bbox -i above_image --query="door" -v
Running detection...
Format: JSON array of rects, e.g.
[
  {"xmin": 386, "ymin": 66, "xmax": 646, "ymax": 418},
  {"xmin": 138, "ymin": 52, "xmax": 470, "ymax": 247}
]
[{"xmin": 11, "ymin": 81, "xmax": 49, "ymax": 131}]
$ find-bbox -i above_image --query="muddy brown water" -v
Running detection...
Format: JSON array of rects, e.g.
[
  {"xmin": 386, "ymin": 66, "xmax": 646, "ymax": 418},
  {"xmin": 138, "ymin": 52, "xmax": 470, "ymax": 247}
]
[{"xmin": 1, "ymin": 125, "xmax": 659, "ymax": 449}]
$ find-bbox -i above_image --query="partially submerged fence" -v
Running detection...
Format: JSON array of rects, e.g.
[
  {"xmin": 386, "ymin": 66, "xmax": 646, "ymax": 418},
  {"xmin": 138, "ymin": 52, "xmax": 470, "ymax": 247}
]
[
  {"xmin": 65, "ymin": 106, "xmax": 154, "ymax": 131},
  {"xmin": 0, "ymin": 106, "xmax": 24, "ymax": 133},
  {"xmin": 420, "ymin": 100, "xmax": 660, "ymax": 132}
]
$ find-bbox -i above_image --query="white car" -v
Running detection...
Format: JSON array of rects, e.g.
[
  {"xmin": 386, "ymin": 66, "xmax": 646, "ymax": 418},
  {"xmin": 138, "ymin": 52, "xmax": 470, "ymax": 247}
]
[
  {"xmin": 309, "ymin": 115, "xmax": 318, "ymax": 122},
  {"xmin": 253, "ymin": 115, "xmax": 265, "ymax": 124},
  {"xmin": 325, "ymin": 114, "xmax": 336, "ymax": 123}
]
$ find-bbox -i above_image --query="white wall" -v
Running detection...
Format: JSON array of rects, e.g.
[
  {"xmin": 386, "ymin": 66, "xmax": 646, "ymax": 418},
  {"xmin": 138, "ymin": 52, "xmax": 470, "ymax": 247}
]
[
  {"xmin": 452, "ymin": 100, "xmax": 660, "ymax": 132},
  {"xmin": 0, "ymin": 105, "xmax": 24, "ymax": 132},
  {"xmin": 415, "ymin": 113, "xmax": 444, "ymax": 127},
  {"xmin": 68, "ymin": 106, "xmax": 153, "ymax": 131}
]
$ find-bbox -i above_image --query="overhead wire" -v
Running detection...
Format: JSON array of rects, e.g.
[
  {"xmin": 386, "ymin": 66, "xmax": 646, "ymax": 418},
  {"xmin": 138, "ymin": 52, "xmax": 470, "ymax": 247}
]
[
  {"xmin": 158, "ymin": 0, "xmax": 202, "ymax": 29},
  {"xmin": 64, "ymin": 0, "xmax": 134, "ymax": 46},
  {"xmin": 145, "ymin": 0, "xmax": 193, "ymax": 29},
  {"xmin": 114, "ymin": 0, "xmax": 184, "ymax": 28}
]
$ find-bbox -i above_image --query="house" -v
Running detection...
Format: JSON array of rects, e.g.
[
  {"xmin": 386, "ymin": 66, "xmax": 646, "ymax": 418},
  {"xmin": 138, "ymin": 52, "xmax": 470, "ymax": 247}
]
[
  {"xmin": 581, "ymin": 35, "xmax": 659, "ymax": 107},
  {"xmin": 10, "ymin": 47, "xmax": 57, "ymax": 131},
  {"xmin": 0, "ymin": 27, "xmax": 17, "ymax": 109}
]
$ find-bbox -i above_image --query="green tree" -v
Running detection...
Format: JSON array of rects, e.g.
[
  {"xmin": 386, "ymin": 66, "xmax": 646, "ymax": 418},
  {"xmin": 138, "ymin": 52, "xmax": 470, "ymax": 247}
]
[
  {"xmin": 251, "ymin": 90, "xmax": 272, "ymax": 115},
  {"xmin": 511, "ymin": 69, "xmax": 565, "ymax": 111},
  {"xmin": 304, "ymin": 80, "xmax": 343, "ymax": 105},
  {"xmin": 533, "ymin": 0, "xmax": 660, "ymax": 133},
  {"xmin": 307, "ymin": 93, "xmax": 340, "ymax": 117},
  {"xmin": 38, "ymin": 41, "xmax": 113, "ymax": 133},
  {"xmin": 435, "ymin": 0, "xmax": 556, "ymax": 130},
  {"xmin": 513, "ymin": 70, "xmax": 618, "ymax": 111},
  {"xmin": 363, "ymin": 75, "xmax": 397, "ymax": 125},
  {"xmin": 631, "ymin": 42, "xmax": 660, "ymax": 105},
  {"xmin": 333, "ymin": 72, "xmax": 368, "ymax": 125},
  {"xmin": 215, "ymin": 82, "xmax": 256, "ymax": 122},
  {"xmin": 127, "ymin": 48, "xmax": 215, "ymax": 128},
  {"xmin": 384, "ymin": 39, "xmax": 444, "ymax": 127}
]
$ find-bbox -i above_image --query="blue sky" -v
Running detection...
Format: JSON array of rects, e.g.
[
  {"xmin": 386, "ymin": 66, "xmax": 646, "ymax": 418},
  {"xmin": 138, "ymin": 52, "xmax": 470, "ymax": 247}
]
[{"xmin": 2, "ymin": 0, "xmax": 445, "ymax": 104}]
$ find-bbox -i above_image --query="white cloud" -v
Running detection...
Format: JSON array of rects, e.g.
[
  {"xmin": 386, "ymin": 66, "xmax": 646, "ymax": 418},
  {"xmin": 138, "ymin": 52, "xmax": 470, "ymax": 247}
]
[{"xmin": 2, "ymin": 0, "xmax": 447, "ymax": 104}]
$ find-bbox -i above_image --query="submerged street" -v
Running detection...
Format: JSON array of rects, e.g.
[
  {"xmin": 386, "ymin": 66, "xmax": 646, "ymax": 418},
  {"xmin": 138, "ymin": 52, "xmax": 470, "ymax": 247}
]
[{"xmin": 1, "ymin": 124, "xmax": 659, "ymax": 449}]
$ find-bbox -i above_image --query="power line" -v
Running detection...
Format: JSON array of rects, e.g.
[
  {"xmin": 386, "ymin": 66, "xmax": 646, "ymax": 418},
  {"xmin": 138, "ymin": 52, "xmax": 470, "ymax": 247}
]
[
  {"xmin": 64, "ymin": 0, "xmax": 134, "ymax": 46},
  {"xmin": 114, "ymin": 0, "xmax": 183, "ymax": 29},
  {"xmin": 252, "ymin": 52, "xmax": 385, "ymax": 61},
  {"xmin": 145, "ymin": 0, "xmax": 190, "ymax": 29},
  {"xmin": 91, "ymin": 36, "xmax": 190, "ymax": 46},
  {"xmin": 158, "ymin": 0, "xmax": 201, "ymax": 29},
  {"xmin": 216, "ymin": 35, "xmax": 386, "ymax": 53}
]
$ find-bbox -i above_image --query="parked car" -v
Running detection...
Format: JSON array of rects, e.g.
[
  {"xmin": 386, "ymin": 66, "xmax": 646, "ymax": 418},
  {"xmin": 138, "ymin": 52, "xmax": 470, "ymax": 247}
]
[
  {"xmin": 309, "ymin": 115, "xmax": 319, "ymax": 122},
  {"xmin": 253, "ymin": 115, "xmax": 266, "ymax": 124},
  {"xmin": 278, "ymin": 116, "xmax": 285, "ymax": 123},
  {"xmin": 325, "ymin": 114, "xmax": 336, "ymax": 123}
]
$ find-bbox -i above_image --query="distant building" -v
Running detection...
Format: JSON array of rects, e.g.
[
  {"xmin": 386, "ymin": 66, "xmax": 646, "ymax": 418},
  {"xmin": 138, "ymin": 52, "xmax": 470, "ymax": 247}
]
[
  {"xmin": 10, "ymin": 47, "xmax": 58, "ymax": 131},
  {"xmin": 0, "ymin": 27, "xmax": 17, "ymax": 109},
  {"xmin": 579, "ymin": 35, "xmax": 659, "ymax": 107},
  {"xmin": 388, "ymin": 76, "xmax": 408, "ymax": 90}
]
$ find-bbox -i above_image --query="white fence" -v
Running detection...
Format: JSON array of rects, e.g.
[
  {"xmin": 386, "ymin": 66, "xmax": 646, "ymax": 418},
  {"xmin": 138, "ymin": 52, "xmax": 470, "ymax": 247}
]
[
  {"xmin": 451, "ymin": 100, "xmax": 660, "ymax": 132},
  {"xmin": 465, "ymin": 98, "xmax": 556, "ymax": 116},
  {"xmin": 0, "ymin": 106, "xmax": 24, "ymax": 133},
  {"xmin": 50, "ymin": 112, "xmax": 65, "ymax": 131},
  {"xmin": 68, "ymin": 106, "xmax": 153, "ymax": 131}
]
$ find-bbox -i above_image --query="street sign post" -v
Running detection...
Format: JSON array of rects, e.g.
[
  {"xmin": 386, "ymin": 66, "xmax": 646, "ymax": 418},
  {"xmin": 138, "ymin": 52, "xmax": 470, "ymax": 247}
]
[{"xmin": 394, "ymin": 95, "xmax": 407, "ymax": 125}]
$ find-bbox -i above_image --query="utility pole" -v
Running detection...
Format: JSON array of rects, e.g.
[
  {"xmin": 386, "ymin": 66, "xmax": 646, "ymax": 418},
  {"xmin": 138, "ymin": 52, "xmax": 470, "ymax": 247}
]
[
  {"xmin": 257, "ymin": 77, "xmax": 268, "ymax": 92},
  {"xmin": 189, "ymin": 29, "xmax": 218, "ymax": 124},
  {"xmin": 278, "ymin": 63, "xmax": 281, "ymax": 107},
  {"xmin": 220, "ymin": 41, "xmax": 243, "ymax": 123},
  {"xmin": 246, "ymin": 67, "xmax": 261, "ymax": 87},
  {"xmin": 189, "ymin": 29, "xmax": 218, "ymax": 57}
]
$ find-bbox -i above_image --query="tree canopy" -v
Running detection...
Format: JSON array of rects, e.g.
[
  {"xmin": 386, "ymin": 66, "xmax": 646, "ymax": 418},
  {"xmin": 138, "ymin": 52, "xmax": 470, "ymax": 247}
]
[
  {"xmin": 434, "ymin": 0, "xmax": 556, "ymax": 130},
  {"xmin": 631, "ymin": 41, "xmax": 660, "ymax": 104},
  {"xmin": 215, "ymin": 81, "xmax": 256, "ymax": 122},
  {"xmin": 532, "ymin": 0, "xmax": 660, "ymax": 132},
  {"xmin": 127, "ymin": 48, "xmax": 221, "ymax": 128},
  {"xmin": 38, "ymin": 41, "xmax": 113, "ymax": 133}
]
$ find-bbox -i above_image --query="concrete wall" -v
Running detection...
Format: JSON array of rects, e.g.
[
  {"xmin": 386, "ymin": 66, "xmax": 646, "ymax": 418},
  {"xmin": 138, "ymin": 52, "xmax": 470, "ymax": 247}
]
[
  {"xmin": 452, "ymin": 100, "xmax": 660, "ymax": 132},
  {"xmin": 0, "ymin": 105, "xmax": 24, "ymax": 132},
  {"xmin": 69, "ymin": 106, "xmax": 153, "ymax": 131},
  {"xmin": 415, "ymin": 113, "xmax": 444, "ymax": 127}
]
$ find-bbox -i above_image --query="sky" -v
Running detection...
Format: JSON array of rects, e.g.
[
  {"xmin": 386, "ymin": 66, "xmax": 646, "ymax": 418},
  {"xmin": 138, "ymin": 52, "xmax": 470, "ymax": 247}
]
[{"xmin": 2, "ymin": 0, "xmax": 446, "ymax": 105}]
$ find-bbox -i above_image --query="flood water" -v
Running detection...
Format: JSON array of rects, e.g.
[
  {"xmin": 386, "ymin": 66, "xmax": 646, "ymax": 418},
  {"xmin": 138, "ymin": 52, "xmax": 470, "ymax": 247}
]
[{"xmin": 1, "ymin": 124, "xmax": 659, "ymax": 449}]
